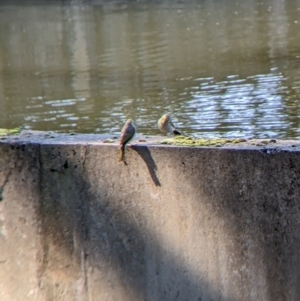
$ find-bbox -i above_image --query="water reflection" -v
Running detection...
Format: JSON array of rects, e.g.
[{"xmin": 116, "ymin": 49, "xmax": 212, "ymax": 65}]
[{"xmin": 0, "ymin": 0, "xmax": 300, "ymax": 138}]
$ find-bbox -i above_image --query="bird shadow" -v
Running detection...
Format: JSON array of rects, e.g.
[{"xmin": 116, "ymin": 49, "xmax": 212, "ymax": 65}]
[{"xmin": 131, "ymin": 145, "xmax": 161, "ymax": 187}]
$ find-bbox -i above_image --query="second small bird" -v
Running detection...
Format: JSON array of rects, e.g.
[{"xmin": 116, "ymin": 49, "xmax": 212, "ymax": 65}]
[
  {"xmin": 119, "ymin": 119, "xmax": 136, "ymax": 162},
  {"xmin": 158, "ymin": 114, "xmax": 181, "ymax": 135}
]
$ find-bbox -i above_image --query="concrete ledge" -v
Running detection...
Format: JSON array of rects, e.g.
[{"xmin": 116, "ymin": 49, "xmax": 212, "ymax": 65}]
[{"xmin": 1, "ymin": 131, "xmax": 300, "ymax": 301}]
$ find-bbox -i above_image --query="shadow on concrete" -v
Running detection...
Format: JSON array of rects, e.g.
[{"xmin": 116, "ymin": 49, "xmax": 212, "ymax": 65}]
[
  {"xmin": 131, "ymin": 145, "xmax": 161, "ymax": 187},
  {"xmin": 34, "ymin": 143, "xmax": 240, "ymax": 301},
  {"xmin": 6, "ymin": 141, "xmax": 300, "ymax": 300}
]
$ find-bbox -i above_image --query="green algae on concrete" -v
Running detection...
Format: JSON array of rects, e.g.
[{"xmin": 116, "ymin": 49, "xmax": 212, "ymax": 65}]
[
  {"xmin": 0, "ymin": 128, "xmax": 20, "ymax": 136},
  {"xmin": 160, "ymin": 136, "xmax": 247, "ymax": 147}
]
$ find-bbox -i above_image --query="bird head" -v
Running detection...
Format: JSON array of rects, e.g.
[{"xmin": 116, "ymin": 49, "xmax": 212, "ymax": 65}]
[{"xmin": 161, "ymin": 114, "xmax": 171, "ymax": 124}]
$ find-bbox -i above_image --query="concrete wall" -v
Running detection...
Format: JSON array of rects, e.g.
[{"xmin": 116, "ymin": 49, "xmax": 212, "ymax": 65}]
[{"xmin": 1, "ymin": 133, "xmax": 300, "ymax": 301}]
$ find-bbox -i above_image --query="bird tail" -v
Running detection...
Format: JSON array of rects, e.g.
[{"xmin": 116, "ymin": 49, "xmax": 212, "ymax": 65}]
[
  {"xmin": 118, "ymin": 145, "xmax": 125, "ymax": 162},
  {"xmin": 173, "ymin": 130, "xmax": 181, "ymax": 135}
]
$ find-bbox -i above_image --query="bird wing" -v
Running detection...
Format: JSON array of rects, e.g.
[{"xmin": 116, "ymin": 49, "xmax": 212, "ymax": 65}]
[
  {"xmin": 170, "ymin": 120, "xmax": 176, "ymax": 129},
  {"xmin": 120, "ymin": 123, "xmax": 135, "ymax": 145}
]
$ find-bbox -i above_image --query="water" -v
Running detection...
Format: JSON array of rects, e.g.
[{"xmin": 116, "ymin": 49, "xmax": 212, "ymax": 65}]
[{"xmin": 0, "ymin": 0, "xmax": 300, "ymax": 139}]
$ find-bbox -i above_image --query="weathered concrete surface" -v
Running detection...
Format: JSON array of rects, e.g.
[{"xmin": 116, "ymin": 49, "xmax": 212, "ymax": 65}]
[{"xmin": 1, "ymin": 131, "xmax": 300, "ymax": 301}]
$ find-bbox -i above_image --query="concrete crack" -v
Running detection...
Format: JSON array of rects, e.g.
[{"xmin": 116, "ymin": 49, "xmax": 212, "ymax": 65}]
[
  {"xmin": 81, "ymin": 145, "xmax": 88, "ymax": 170},
  {"xmin": 0, "ymin": 170, "xmax": 11, "ymax": 202}
]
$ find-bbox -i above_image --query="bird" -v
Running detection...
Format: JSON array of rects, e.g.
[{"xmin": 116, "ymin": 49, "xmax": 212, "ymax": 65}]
[
  {"xmin": 157, "ymin": 114, "xmax": 181, "ymax": 135},
  {"xmin": 118, "ymin": 119, "xmax": 136, "ymax": 162}
]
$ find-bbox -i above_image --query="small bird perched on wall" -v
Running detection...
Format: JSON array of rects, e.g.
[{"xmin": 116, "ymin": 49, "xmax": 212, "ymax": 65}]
[
  {"xmin": 157, "ymin": 114, "xmax": 181, "ymax": 135},
  {"xmin": 119, "ymin": 119, "xmax": 136, "ymax": 162}
]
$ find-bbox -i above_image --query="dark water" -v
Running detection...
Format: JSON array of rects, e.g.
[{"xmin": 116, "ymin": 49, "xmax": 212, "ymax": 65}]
[{"xmin": 0, "ymin": 0, "xmax": 300, "ymax": 138}]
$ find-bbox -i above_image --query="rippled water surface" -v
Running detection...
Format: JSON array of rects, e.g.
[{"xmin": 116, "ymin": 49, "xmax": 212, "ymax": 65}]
[{"xmin": 0, "ymin": 0, "xmax": 300, "ymax": 138}]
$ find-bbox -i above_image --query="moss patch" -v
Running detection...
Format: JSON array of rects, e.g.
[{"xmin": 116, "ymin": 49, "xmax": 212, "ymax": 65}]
[
  {"xmin": 160, "ymin": 136, "xmax": 247, "ymax": 147},
  {"xmin": 103, "ymin": 139, "xmax": 115, "ymax": 143},
  {"xmin": 0, "ymin": 128, "xmax": 20, "ymax": 136}
]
